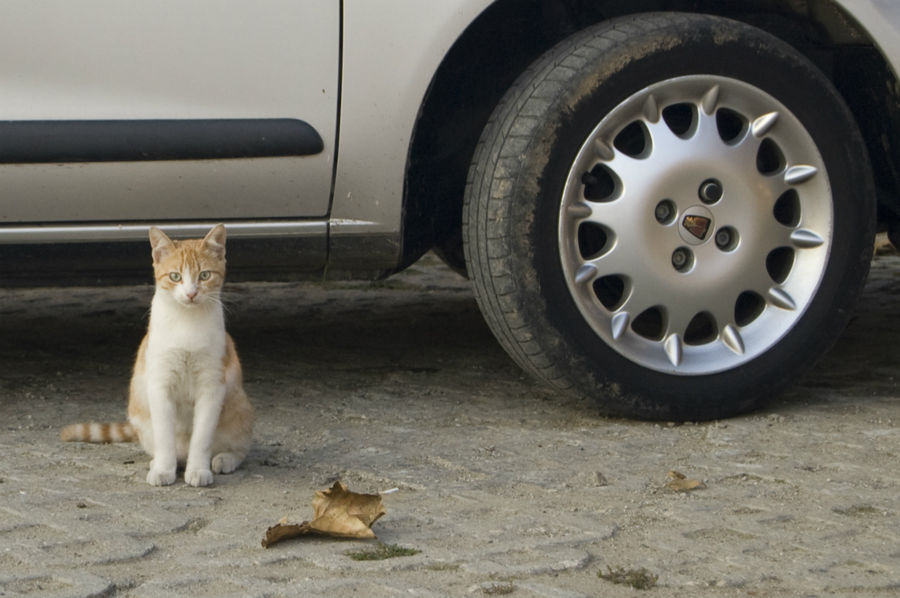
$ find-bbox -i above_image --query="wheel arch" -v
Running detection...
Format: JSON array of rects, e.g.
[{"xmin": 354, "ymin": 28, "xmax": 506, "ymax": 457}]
[{"xmin": 403, "ymin": 0, "xmax": 900, "ymax": 271}]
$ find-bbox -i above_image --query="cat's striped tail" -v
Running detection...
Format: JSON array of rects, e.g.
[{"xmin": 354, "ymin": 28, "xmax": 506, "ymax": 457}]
[{"xmin": 60, "ymin": 422, "xmax": 137, "ymax": 443}]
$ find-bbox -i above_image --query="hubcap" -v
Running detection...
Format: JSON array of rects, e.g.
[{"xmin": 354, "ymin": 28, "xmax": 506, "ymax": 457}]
[{"xmin": 558, "ymin": 76, "xmax": 832, "ymax": 374}]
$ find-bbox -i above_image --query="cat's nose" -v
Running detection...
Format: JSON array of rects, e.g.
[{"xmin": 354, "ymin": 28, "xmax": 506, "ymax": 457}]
[{"xmin": 185, "ymin": 288, "xmax": 199, "ymax": 301}]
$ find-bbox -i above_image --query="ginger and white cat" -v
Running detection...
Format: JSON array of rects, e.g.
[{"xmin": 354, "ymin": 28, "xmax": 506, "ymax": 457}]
[{"xmin": 61, "ymin": 224, "xmax": 253, "ymax": 487}]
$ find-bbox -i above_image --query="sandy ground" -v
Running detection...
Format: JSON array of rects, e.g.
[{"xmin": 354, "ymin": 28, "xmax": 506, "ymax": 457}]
[{"xmin": 0, "ymin": 251, "xmax": 898, "ymax": 597}]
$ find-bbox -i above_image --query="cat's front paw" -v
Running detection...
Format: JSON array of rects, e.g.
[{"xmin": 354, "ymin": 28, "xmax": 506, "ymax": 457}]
[
  {"xmin": 146, "ymin": 467, "xmax": 177, "ymax": 486},
  {"xmin": 185, "ymin": 468, "xmax": 214, "ymax": 487}
]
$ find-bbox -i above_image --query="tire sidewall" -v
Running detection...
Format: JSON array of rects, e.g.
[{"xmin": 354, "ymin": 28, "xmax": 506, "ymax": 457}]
[{"xmin": 504, "ymin": 15, "xmax": 875, "ymax": 419}]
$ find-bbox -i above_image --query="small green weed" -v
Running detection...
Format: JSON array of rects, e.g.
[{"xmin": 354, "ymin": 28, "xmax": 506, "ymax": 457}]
[
  {"xmin": 482, "ymin": 582, "xmax": 516, "ymax": 595},
  {"xmin": 598, "ymin": 566, "xmax": 658, "ymax": 590},
  {"xmin": 425, "ymin": 562, "xmax": 461, "ymax": 571},
  {"xmin": 345, "ymin": 542, "xmax": 421, "ymax": 561}
]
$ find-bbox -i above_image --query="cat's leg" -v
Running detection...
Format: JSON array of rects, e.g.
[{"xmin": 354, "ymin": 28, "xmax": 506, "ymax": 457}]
[
  {"xmin": 210, "ymin": 386, "xmax": 253, "ymax": 476},
  {"xmin": 184, "ymin": 381, "xmax": 226, "ymax": 487},
  {"xmin": 145, "ymin": 383, "xmax": 178, "ymax": 486}
]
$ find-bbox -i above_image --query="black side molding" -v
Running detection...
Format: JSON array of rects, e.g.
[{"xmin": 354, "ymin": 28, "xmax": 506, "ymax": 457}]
[{"xmin": 0, "ymin": 119, "xmax": 324, "ymax": 163}]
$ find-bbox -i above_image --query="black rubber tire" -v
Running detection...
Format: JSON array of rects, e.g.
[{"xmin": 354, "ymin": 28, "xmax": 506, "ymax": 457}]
[{"xmin": 462, "ymin": 13, "xmax": 876, "ymax": 421}]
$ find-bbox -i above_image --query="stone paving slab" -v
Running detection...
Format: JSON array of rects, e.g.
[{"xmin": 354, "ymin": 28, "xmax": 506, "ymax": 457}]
[{"xmin": 0, "ymin": 253, "xmax": 898, "ymax": 596}]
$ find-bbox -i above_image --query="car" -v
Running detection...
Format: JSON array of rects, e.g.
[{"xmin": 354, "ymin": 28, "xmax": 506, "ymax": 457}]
[{"xmin": 2, "ymin": 0, "xmax": 898, "ymax": 421}]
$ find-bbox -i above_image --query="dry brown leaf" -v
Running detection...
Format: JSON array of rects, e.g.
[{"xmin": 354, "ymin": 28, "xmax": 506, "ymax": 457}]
[
  {"xmin": 262, "ymin": 481, "xmax": 387, "ymax": 548},
  {"xmin": 665, "ymin": 470, "xmax": 706, "ymax": 492},
  {"xmin": 308, "ymin": 480, "xmax": 386, "ymax": 536},
  {"xmin": 262, "ymin": 521, "xmax": 313, "ymax": 548}
]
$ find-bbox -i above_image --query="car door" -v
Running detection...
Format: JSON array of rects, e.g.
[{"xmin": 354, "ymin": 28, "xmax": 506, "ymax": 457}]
[{"xmin": 0, "ymin": 0, "xmax": 338, "ymax": 226}]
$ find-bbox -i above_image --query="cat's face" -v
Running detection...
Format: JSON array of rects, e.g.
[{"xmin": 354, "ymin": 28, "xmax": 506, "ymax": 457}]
[{"xmin": 149, "ymin": 225, "xmax": 226, "ymax": 307}]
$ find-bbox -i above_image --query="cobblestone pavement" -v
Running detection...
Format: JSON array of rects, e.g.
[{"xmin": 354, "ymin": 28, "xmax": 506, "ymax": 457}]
[{"xmin": 0, "ymin": 253, "xmax": 898, "ymax": 597}]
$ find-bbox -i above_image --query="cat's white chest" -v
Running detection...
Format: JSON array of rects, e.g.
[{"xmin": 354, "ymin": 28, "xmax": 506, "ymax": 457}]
[
  {"xmin": 147, "ymin": 293, "xmax": 226, "ymax": 354},
  {"xmin": 144, "ymin": 295, "xmax": 227, "ymax": 403}
]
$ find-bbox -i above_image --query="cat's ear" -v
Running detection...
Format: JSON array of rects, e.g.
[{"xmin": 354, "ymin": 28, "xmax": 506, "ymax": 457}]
[
  {"xmin": 149, "ymin": 227, "xmax": 175, "ymax": 263},
  {"xmin": 203, "ymin": 224, "xmax": 227, "ymax": 259}
]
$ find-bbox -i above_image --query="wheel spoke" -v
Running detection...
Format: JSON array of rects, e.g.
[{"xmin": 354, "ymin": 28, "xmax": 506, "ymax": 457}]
[
  {"xmin": 721, "ymin": 324, "xmax": 745, "ymax": 355},
  {"xmin": 593, "ymin": 138, "xmax": 616, "ymax": 161},
  {"xmin": 577, "ymin": 243, "xmax": 632, "ymax": 278},
  {"xmin": 565, "ymin": 202, "xmax": 593, "ymax": 220},
  {"xmin": 790, "ymin": 228, "xmax": 825, "ymax": 249},
  {"xmin": 767, "ymin": 287, "xmax": 797, "ymax": 311},
  {"xmin": 664, "ymin": 301, "xmax": 704, "ymax": 340},
  {"xmin": 700, "ymin": 84, "xmax": 720, "ymax": 115},
  {"xmin": 615, "ymin": 288, "xmax": 658, "ymax": 326},
  {"xmin": 743, "ymin": 259, "xmax": 781, "ymax": 298},
  {"xmin": 751, "ymin": 111, "xmax": 779, "ymax": 138},
  {"xmin": 574, "ymin": 263, "xmax": 599, "ymax": 285},
  {"xmin": 705, "ymin": 288, "xmax": 745, "ymax": 333},
  {"xmin": 784, "ymin": 165, "xmax": 818, "ymax": 185},
  {"xmin": 754, "ymin": 220, "xmax": 795, "ymax": 250},
  {"xmin": 664, "ymin": 333, "xmax": 683, "ymax": 367},
  {"xmin": 610, "ymin": 311, "xmax": 630, "ymax": 340},
  {"xmin": 642, "ymin": 93, "xmax": 661, "ymax": 123}
]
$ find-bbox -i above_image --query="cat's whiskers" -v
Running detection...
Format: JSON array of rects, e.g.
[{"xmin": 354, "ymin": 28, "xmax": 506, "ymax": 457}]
[
  {"xmin": 204, "ymin": 292, "xmax": 232, "ymax": 315},
  {"xmin": 213, "ymin": 291, "xmax": 238, "ymax": 315}
]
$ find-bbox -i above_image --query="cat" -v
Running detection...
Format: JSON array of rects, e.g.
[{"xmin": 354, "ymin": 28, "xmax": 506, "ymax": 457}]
[{"xmin": 61, "ymin": 224, "xmax": 254, "ymax": 487}]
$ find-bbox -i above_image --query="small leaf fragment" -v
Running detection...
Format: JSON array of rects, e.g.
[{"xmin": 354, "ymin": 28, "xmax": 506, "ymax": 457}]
[
  {"xmin": 665, "ymin": 470, "xmax": 706, "ymax": 492},
  {"xmin": 598, "ymin": 566, "xmax": 659, "ymax": 590}
]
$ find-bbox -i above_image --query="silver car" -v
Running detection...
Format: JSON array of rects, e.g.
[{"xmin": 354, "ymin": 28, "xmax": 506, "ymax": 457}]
[{"xmin": 3, "ymin": 0, "xmax": 898, "ymax": 421}]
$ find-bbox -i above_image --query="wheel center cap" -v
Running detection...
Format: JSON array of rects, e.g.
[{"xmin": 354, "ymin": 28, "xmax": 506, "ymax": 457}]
[{"xmin": 679, "ymin": 206, "xmax": 714, "ymax": 245}]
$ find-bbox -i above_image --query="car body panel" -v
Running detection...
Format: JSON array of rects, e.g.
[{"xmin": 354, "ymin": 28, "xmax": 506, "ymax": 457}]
[
  {"xmin": 835, "ymin": 0, "xmax": 900, "ymax": 77},
  {"xmin": 0, "ymin": 0, "xmax": 339, "ymax": 224},
  {"xmin": 330, "ymin": 0, "xmax": 492, "ymax": 231},
  {"xmin": 327, "ymin": 0, "xmax": 494, "ymax": 268}
]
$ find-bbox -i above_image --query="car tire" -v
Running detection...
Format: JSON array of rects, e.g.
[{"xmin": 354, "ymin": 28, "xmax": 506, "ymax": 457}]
[{"xmin": 462, "ymin": 13, "xmax": 875, "ymax": 421}]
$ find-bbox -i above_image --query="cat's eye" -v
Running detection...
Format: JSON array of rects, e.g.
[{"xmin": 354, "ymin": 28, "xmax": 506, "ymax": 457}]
[
  {"xmin": 168, "ymin": 272, "xmax": 182, "ymax": 282},
  {"xmin": 199, "ymin": 271, "xmax": 211, "ymax": 281}
]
